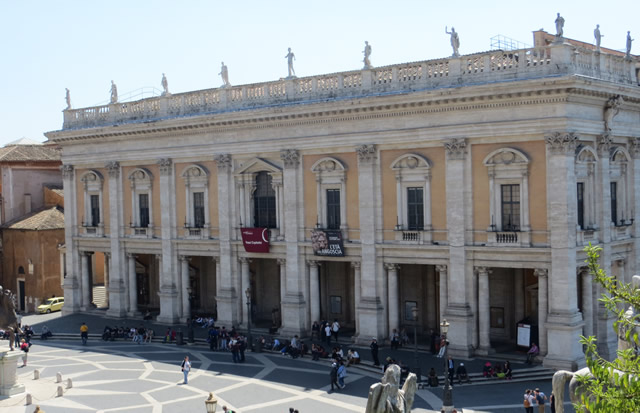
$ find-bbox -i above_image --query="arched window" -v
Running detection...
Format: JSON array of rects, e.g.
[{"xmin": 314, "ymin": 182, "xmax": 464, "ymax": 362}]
[
  {"xmin": 80, "ymin": 170, "xmax": 105, "ymax": 236},
  {"xmin": 610, "ymin": 147, "xmax": 631, "ymax": 227},
  {"xmin": 18, "ymin": 266, "xmax": 25, "ymax": 275},
  {"xmin": 181, "ymin": 165, "xmax": 210, "ymax": 238},
  {"xmin": 575, "ymin": 145, "xmax": 598, "ymax": 231},
  {"xmin": 128, "ymin": 168, "xmax": 154, "ymax": 237},
  {"xmin": 390, "ymin": 154, "xmax": 432, "ymax": 237},
  {"xmin": 254, "ymin": 172, "xmax": 276, "ymax": 228}
]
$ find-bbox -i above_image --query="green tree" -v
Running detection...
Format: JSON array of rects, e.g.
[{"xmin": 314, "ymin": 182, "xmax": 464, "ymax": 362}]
[{"xmin": 576, "ymin": 244, "xmax": 640, "ymax": 412}]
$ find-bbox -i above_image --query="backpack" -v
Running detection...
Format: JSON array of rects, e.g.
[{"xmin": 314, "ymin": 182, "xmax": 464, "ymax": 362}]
[{"xmin": 524, "ymin": 398, "xmax": 531, "ymax": 408}]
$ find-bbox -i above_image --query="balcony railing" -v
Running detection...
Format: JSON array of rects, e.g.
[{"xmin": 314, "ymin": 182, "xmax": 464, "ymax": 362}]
[{"xmin": 60, "ymin": 43, "xmax": 637, "ymax": 131}]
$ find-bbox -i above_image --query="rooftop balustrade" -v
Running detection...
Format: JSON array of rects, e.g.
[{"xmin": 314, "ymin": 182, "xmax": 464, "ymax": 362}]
[{"xmin": 62, "ymin": 43, "xmax": 637, "ymax": 130}]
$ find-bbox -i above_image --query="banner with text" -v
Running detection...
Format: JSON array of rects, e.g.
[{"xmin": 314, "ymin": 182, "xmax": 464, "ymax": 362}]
[
  {"xmin": 311, "ymin": 229, "xmax": 345, "ymax": 257},
  {"xmin": 241, "ymin": 228, "xmax": 270, "ymax": 253}
]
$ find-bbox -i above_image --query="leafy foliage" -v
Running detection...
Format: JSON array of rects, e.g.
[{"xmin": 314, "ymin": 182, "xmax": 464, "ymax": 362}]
[{"xmin": 575, "ymin": 244, "xmax": 640, "ymax": 412}]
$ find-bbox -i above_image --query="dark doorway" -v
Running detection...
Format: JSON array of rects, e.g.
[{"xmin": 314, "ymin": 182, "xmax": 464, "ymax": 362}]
[{"xmin": 18, "ymin": 280, "xmax": 25, "ymax": 311}]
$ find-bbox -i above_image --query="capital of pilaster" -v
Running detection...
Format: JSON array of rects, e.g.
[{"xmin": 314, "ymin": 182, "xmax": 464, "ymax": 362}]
[
  {"xmin": 307, "ymin": 259, "xmax": 320, "ymax": 268},
  {"xmin": 213, "ymin": 256, "xmax": 220, "ymax": 264},
  {"xmin": 474, "ymin": 266, "xmax": 492, "ymax": 276},
  {"xmin": 435, "ymin": 264, "xmax": 448, "ymax": 274},
  {"xmin": 61, "ymin": 164, "xmax": 74, "ymax": 178},
  {"xmin": 157, "ymin": 158, "xmax": 173, "ymax": 176},
  {"xmin": 629, "ymin": 137, "xmax": 640, "ymax": 159},
  {"xmin": 384, "ymin": 263, "xmax": 400, "ymax": 272},
  {"xmin": 238, "ymin": 257, "xmax": 252, "ymax": 265},
  {"xmin": 280, "ymin": 149, "xmax": 300, "ymax": 169},
  {"xmin": 597, "ymin": 133, "xmax": 613, "ymax": 155},
  {"xmin": 533, "ymin": 268, "xmax": 548, "ymax": 278},
  {"xmin": 105, "ymin": 161, "xmax": 120, "ymax": 178},
  {"xmin": 350, "ymin": 261, "xmax": 361, "ymax": 270},
  {"xmin": 444, "ymin": 138, "xmax": 467, "ymax": 160},
  {"xmin": 277, "ymin": 258, "xmax": 286, "ymax": 266},
  {"xmin": 104, "ymin": 252, "xmax": 111, "ymax": 259},
  {"xmin": 356, "ymin": 144, "xmax": 377, "ymax": 163},
  {"xmin": 126, "ymin": 253, "xmax": 136, "ymax": 259},
  {"xmin": 214, "ymin": 153, "xmax": 232, "ymax": 172},
  {"xmin": 179, "ymin": 255, "xmax": 190, "ymax": 262},
  {"xmin": 577, "ymin": 266, "xmax": 589, "ymax": 276},
  {"xmin": 544, "ymin": 132, "xmax": 578, "ymax": 154},
  {"xmin": 616, "ymin": 259, "xmax": 626, "ymax": 267}
]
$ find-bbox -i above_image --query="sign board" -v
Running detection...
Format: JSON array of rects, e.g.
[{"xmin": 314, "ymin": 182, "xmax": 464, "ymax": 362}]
[
  {"xmin": 311, "ymin": 229, "xmax": 345, "ymax": 257},
  {"xmin": 241, "ymin": 228, "xmax": 270, "ymax": 253},
  {"xmin": 517, "ymin": 323, "xmax": 531, "ymax": 348}
]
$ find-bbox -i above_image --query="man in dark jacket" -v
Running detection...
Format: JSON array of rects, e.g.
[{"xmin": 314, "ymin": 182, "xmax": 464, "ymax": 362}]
[
  {"xmin": 370, "ymin": 338, "xmax": 380, "ymax": 366},
  {"xmin": 329, "ymin": 362, "xmax": 339, "ymax": 392}
]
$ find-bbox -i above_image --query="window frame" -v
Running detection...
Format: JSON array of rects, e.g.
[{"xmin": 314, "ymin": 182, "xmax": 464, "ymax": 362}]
[
  {"xmin": 406, "ymin": 186, "xmax": 424, "ymax": 231},
  {"xmin": 326, "ymin": 188, "xmax": 341, "ymax": 230},
  {"xmin": 181, "ymin": 165, "xmax": 210, "ymax": 238},
  {"xmin": 311, "ymin": 157, "xmax": 347, "ymax": 236},
  {"xmin": 128, "ymin": 168, "xmax": 154, "ymax": 237},
  {"xmin": 390, "ymin": 154, "xmax": 432, "ymax": 237},
  {"xmin": 80, "ymin": 170, "xmax": 105, "ymax": 236}
]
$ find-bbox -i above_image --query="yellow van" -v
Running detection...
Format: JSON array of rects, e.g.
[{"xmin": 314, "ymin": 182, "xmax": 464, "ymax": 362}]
[{"xmin": 37, "ymin": 297, "xmax": 64, "ymax": 314}]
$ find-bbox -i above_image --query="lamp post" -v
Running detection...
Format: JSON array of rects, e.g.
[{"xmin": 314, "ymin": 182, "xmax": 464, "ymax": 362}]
[
  {"xmin": 245, "ymin": 288, "xmax": 253, "ymax": 352},
  {"xmin": 411, "ymin": 306, "xmax": 420, "ymax": 383},
  {"xmin": 440, "ymin": 319, "xmax": 454, "ymax": 413}
]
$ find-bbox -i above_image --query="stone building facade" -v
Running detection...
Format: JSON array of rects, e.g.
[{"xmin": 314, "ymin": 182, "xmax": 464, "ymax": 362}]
[{"xmin": 46, "ymin": 33, "xmax": 639, "ymax": 370}]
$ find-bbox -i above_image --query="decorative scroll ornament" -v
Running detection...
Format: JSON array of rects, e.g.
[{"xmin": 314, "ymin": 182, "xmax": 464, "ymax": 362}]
[
  {"xmin": 157, "ymin": 158, "xmax": 173, "ymax": 175},
  {"xmin": 356, "ymin": 144, "xmax": 377, "ymax": 163},
  {"xmin": 629, "ymin": 137, "xmax": 640, "ymax": 159},
  {"xmin": 533, "ymin": 268, "xmax": 548, "ymax": 278},
  {"xmin": 214, "ymin": 153, "xmax": 232, "ymax": 171},
  {"xmin": 60, "ymin": 164, "xmax": 74, "ymax": 178},
  {"xmin": 475, "ymin": 266, "xmax": 492, "ymax": 276},
  {"xmin": 545, "ymin": 132, "xmax": 578, "ymax": 154},
  {"xmin": 280, "ymin": 149, "xmax": 300, "ymax": 168},
  {"xmin": 444, "ymin": 138, "xmax": 467, "ymax": 160},
  {"xmin": 105, "ymin": 161, "xmax": 120, "ymax": 178},
  {"xmin": 597, "ymin": 133, "xmax": 613, "ymax": 154}
]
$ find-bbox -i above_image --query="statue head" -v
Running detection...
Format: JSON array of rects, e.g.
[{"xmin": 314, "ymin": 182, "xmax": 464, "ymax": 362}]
[{"xmin": 381, "ymin": 364, "xmax": 401, "ymax": 396}]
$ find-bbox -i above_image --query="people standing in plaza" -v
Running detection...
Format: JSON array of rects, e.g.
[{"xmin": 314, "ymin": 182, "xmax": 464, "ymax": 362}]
[
  {"xmin": 534, "ymin": 388, "xmax": 548, "ymax": 412},
  {"xmin": 337, "ymin": 361, "xmax": 347, "ymax": 389},
  {"xmin": 504, "ymin": 360, "xmax": 513, "ymax": 380},
  {"xmin": 324, "ymin": 323, "xmax": 332, "ymax": 344},
  {"xmin": 19, "ymin": 338, "xmax": 29, "ymax": 367},
  {"xmin": 370, "ymin": 337, "xmax": 380, "ymax": 366},
  {"xmin": 80, "ymin": 322, "xmax": 88, "ymax": 345},
  {"xmin": 329, "ymin": 362, "xmax": 339, "ymax": 392},
  {"xmin": 447, "ymin": 356, "xmax": 455, "ymax": 384},
  {"xmin": 331, "ymin": 319, "xmax": 340, "ymax": 343},
  {"xmin": 181, "ymin": 356, "xmax": 191, "ymax": 384},
  {"xmin": 311, "ymin": 321, "xmax": 320, "ymax": 340},
  {"xmin": 390, "ymin": 329, "xmax": 400, "ymax": 350},
  {"xmin": 523, "ymin": 389, "xmax": 534, "ymax": 413}
]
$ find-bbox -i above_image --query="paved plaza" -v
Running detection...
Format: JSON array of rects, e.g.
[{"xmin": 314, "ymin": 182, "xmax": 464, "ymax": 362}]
[{"xmin": 0, "ymin": 313, "xmax": 576, "ymax": 412}]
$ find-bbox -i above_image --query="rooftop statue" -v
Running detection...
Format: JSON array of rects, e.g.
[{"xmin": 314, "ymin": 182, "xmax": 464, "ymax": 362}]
[
  {"xmin": 363, "ymin": 41, "xmax": 373, "ymax": 69},
  {"xmin": 110, "ymin": 80, "xmax": 118, "ymax": 104},
  {"xmin": 285, "ymin": 47, "xmax": 296, "ymax": 78},
  {"xmin": 65, "ymin": 88, "xmax": 71, "ymax": 110},
  {"xmin": 219, "ymin": 62, "xmax": 230, "ymax": 87},
  {"xmin": 555, "ymin": 13, "xmax": 565, "ymax": 37},
  {"xmin": 161, "ymin": 73, "xmax": 169, "ymax": 96},
  {"xmin": 626, "ymin": 31, "xmax": 634, "ymax": 59},
  {"xmin": 365, "ymin": 364, "xmax": 417, "ymax": 413},
  {"xmin": 594, "ymin": 25, "xmax": 603, "ymax": 52},
  {"xmin": 445, "ymin": 26, "xmax": 460, "ymax": 57}
]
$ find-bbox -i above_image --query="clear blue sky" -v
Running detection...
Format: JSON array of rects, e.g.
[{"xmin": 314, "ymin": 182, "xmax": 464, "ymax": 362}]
[{"xmin": 0, "ymin": 0, "xmax": 637, "ymax": 146}]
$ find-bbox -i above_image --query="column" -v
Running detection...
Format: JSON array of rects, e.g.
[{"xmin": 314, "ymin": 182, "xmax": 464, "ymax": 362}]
[
  {"xmin": 277, "ymin": 258, "xmax": 287, "ymax": 308},
  {"xmin": 240, "ymin": 257, "xmax": 251, "ymax": 326},
  {"xmin": 443, "ymin": 138, "xmax": 473, "ymax": 356},
  {"xmin": 436, "ymin": 265, "xmax": 448, "ymax": 322},
  {"xmin": 580, "ymin": 267, "xmax": 594, "ymax": 338},
  {"xmin": 514, "ymin": 269, "xmax": 525, "ymax": 324},
  {"xmin": 103, "ymin": 253, "xmax": 110, "ymax": 308},
  {"xmin": 61, "ymin": 165, "xmax": 81, "ymax": 314},
  {"xmin": 128, "ymin": 254, "xmax": 138, "ymax": 315},
  {"xmin": 425, "ymin": 266, "xmax": 436, "ymax": 328},
  {"xmin": 476, "ymin": 267, "xmax": 492, "ymax": 354},
  {"xmin": 309, "ymin": 260, "xmax": 321, "ymax": 326},
  {"xmin": 424, "ymin": 172, "xmax": 432, "ymax": 230},
  {"xmin": 385, "ymin": 263, "xmax": 400, "ymax": 335},
  {"xmin": 355, "ymin": 144, "xmax": 384, "ymax": 341},
  {"xmin": 180, "ymin": 256, "xmax": 190, "ymax": 320},
  {"xmin": 534, "ymin": 268, "xmax": 548, "ymax": 356},
  {"xmin": 351, "ymin": 261, "xmax": 361, "ymax": 336},
  {"xmin": 81, "ymin": 252, "xmax": 90, "ymax": 310},
  {"xmin": 215, "ymin": 154, "xmax": 238, "ymax": 328},
  {"xmin": 279, "ymin": 149, "xmax": 307, "ymax": 336},
  {"xmin": 105, "ymin": 161, "xmax": 127, "ymax": 317},
  {"xmin": 543, "ymin": 132, "xmax": 585, "ymax": 369},
  {"xmin": 630, "ymin": 138, "xmax": 640, "ymax": 285},
  {"xmin": 521, "ymin": 172, "xmax": 530, "ymax": 231}
]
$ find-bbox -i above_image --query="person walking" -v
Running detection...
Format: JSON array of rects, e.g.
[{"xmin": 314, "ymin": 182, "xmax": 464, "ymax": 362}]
[
  {"xmin": 370, "ymin": 338, "xmax": 380, "ymax": 366},
  {"xmin": 19, "ymin": 339, "xmax": 29, "ymax": 367},
  {"xmin": 337, "ymin": 361, "xmax": 348, "ymax": 389},
  {"xmin": 447, "ymin": 356, "xmax": 455, "ymax": 385},
  {"xmin": 181, "ymin": 356, "xmax": 191, "ymax": 384},
  {"xmin": 329, "ymin": 362, "xmax": 339, "ymax": 392},
  {"xmin": 80, "ymin": 322, "xmax": 88, "ymax": 345}
]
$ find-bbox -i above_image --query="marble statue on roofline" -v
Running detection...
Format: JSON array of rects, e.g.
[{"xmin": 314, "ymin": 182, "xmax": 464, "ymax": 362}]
[
  {"xmin": 285, "ymin": 47, "xmax": 296, "ymax": 78},
  {"xmin": 161, "ymin": 73, "xmax": 169, "ymax": 96},
  {"xmin": 65, "ymin": 88, "xmax": 71, "ymax": 110},
  {"xmin": 363, "ymin": 41, "xmax": 372, "ymax": 69},
  {"xmin": 110, "ymin": 80, "xmax": 118, "ymax": 104},
  {"xmin": 626, "ymin": 31, "xmax": 634, "ymax": 59},
  {"xmin": 555, "ymin": 13, "xmax": 565, "ymax": 38},
  {"xmin": 445, "ymin": 26, "xmax": 460, "ymax": 57},
  {"xmin": 594, "ymin": 24, "xmax": 603, "ymax": 52},
  {"xmin": 219, "ymin": 62, "xmax": 230, "ymax": 87}
]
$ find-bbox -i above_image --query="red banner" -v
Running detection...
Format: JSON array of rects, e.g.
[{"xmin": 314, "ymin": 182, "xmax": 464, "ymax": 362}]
[{"xmin": 241, "ymin": 228, "xmax": 270, "ymax": 253}]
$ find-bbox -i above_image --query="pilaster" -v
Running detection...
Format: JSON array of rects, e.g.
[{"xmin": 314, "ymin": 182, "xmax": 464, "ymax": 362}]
[
  {"xmin": 385, "ymin": 263, "xmax": 400, "ymax": 336},
  {"xmin": 61, "ymin": 164, "xmax": 81, "ymax": 314},
  {"xmin": 475, "ymin": 266, "xmax": 492, "ymax": 355},
  {"xmin": 105, "ymin": 161, "xmax": 127, "ymax": 318}
]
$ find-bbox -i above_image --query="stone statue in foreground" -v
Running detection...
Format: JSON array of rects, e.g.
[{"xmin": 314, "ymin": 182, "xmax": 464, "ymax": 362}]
[
  {"xmin": 445, "ymin": 27, "xmax": 460, "ymax": 57},
  {"xmin": 0, "ymin": 286, "xmax": 20, "ymax": 350},
  {"xmin": 365, "ymin": 364, "xmax": 417, "ymax": 413}
]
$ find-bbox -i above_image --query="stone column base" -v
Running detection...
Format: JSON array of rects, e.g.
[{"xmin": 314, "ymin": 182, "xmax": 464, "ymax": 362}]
[
  {"xmin": 156, "ymin": 290, "xmax": 180, "ymax": 325},
  {"xmin": 474, "ymin": 346, "xmax": 495, "ymax": 356},
  {"xmin": 0, "ymin": 351, "xmax": 25, "ymax": 396},
  {"xmin": 356, "ymin": 297, "xmax": 384, "ymax": 341},
  {"xmin": 215, "ymin": 291, "xmax": 237, "ymax": 328},
  {"xmin": 543, "ymin": 311, "xmax": 585, "ymax": 371}
]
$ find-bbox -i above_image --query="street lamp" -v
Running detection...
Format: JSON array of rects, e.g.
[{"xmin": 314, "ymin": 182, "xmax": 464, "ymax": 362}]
[
  {"xmin": 204, "ymin": 392, "xmax": 217, "ymax": 412},
  {"xmin": 411, "ymin": 306, "xmax": 420, "ymax": 383},
  {"xmin": 440, "ymin": 319, "xmax": 454, "ymax": 413},
  {"xmin": 245, "ymin": 288, "xmax": 253, "ymax": 352}
]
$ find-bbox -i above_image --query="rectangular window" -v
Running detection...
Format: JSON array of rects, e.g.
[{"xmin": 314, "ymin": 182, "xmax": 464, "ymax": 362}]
[
  {"xmin": 139, "ymin": 193, "xmax": 149, "ymax": 228},
  {"xmin": 611, "ymin": 182, "xmax": 617, "ymax": 225},
  {"xmin": 90, "ymin": 195, "xmax": 100, "ymax": 227},
  {"xmin": 577, "ymin": 182, "xmax": 584, "ymax": 229},
  {"xmin": 501, "ymin": 184, "xmax": 520, "ymax": 231},
  {"xmin": 407, "ymin": 187, "xmax": 424, "ymax": 230},
  {"xmin": 326, "ymin": 189, "xmax": 341, "ymax": 230},
  {"xmin": 193, "ymin": 192, "xmax": 205, "ymax": 228}
]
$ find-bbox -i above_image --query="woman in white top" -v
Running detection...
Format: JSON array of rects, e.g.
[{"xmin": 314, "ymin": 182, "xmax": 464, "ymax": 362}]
[{"xmin": 181, "ymin": 356, "xmax": 191, "ymax": 384}]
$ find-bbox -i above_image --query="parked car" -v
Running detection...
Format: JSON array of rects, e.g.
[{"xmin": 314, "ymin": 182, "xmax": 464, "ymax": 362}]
[{"xmin": 37, "ymin": 297, "xmax": 64, "ymax": 314}]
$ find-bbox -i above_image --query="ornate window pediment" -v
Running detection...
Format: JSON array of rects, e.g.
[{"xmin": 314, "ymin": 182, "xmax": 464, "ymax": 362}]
[
  {"xmin": 390, "ymin": 153, "xmax": 432, "ymax": 241},
  {"xmin": 80, "ymin": 170, "xmax": 104, "ymax": 235},
  {"xmin": 234, "ymin": 158, "xmax": 282, "ymax": 176},
  {"xmin": 181, "ymin": 164, "xmax": 210, "ymax": 238},
  {"xmin": 128, "ymin": 168, "xmax": 154, "ymax": 236},
  {"xmin": 311, "ymin": 157, "xmax": 348, "ymax": 234}
]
